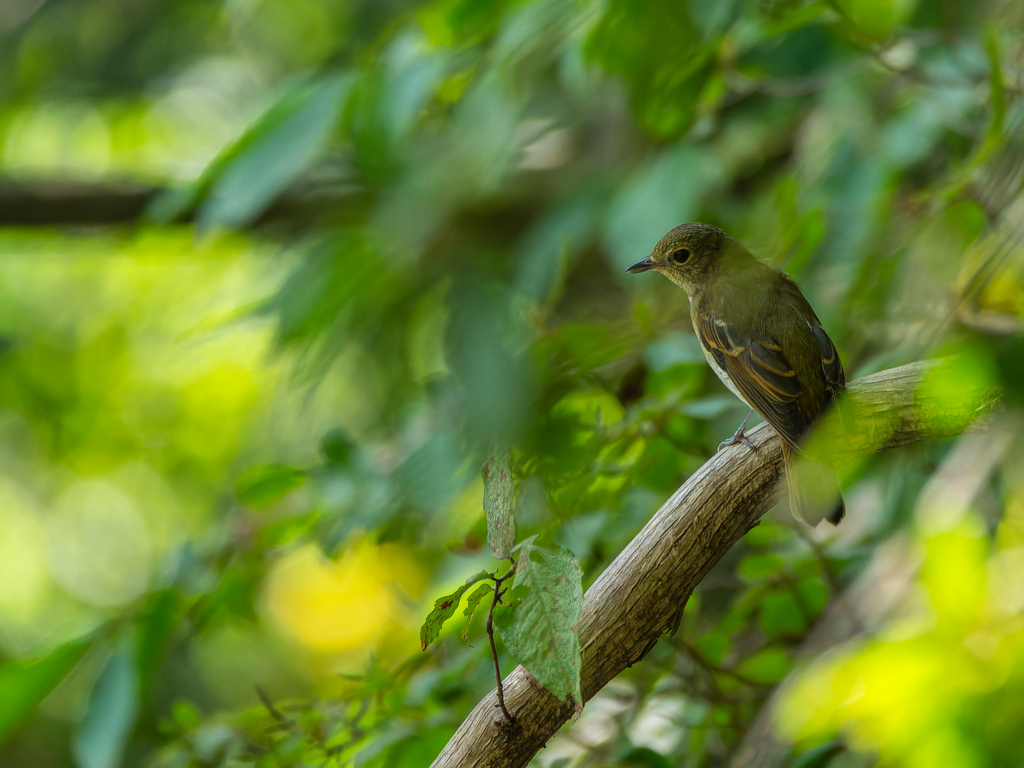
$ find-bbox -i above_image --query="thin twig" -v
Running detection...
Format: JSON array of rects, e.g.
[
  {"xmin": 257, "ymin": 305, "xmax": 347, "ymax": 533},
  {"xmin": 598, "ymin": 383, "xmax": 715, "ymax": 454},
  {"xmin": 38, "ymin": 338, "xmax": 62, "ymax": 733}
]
[
  {"xmin": 255, "ymin": 685, "xmax": 290, "ymax": 724},
  {"xmin": 486, "ymin": 565, "xmax": 517, "ymax": 727},
  {"xmin": 680, "ymin": 642, "xmax": 774, "ymax": 690}
]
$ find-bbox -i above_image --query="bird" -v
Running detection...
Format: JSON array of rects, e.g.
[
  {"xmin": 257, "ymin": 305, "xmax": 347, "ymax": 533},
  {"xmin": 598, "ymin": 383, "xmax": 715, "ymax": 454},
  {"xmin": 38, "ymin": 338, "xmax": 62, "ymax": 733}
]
[{"xmin": 626, "ymin": 222, "xmax": 846, "ymax": 526}]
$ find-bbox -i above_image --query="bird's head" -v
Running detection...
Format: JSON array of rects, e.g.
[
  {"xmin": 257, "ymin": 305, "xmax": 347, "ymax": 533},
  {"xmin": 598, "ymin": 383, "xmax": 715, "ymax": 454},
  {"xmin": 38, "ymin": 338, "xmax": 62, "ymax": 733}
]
[{"xmin": 625, "ymin": 222, "xmax": 732, "ymax": 294}]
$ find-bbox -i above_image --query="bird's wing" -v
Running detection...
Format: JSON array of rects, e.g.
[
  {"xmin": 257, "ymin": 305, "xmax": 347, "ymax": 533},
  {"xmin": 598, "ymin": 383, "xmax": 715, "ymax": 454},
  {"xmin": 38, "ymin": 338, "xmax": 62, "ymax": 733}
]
[
  {"xmin": 811, "ymin": 324, "xmax": 845, "ymax": 396},
  {"xmin": 778, "ymin": 276, "xmax": 846, "ymax": 397},
  {"xmin": 694, "ymin": 306, "xmax": 808, "ymax": 446}
]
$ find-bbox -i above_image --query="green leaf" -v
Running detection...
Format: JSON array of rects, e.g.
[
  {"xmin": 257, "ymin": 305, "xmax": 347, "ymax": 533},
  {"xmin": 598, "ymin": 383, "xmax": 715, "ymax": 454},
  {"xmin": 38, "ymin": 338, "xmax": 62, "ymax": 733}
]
[
  {"xmin": 736, "ymin": 646, "xmax": 791, "ymax": 684},
  {"xmin": 584, "ymin": 0, "xmax": 711, "ymax": 138},
  {"xmin": 237, "ymin": 465, "xmax": 306, "ymax": 508},
  {"xmin": 136, "ymin": 590, "xmax": 180, "ymax": 698},
  {"xmin": 739, "ymin": 553, "xmax": 785, "ymax": 581},
  {"xmin": 368, "ymin": 724, "xmax": 459, "ymax": 768},
  {"xmin": 789, "ymin": 741, "xmax": 844, "ymax": 768},
  {"xmin": 835, "ymin": 0, "xmax": 919, "ymax": 38},
  {"xmin": 196, "ymin": 75, "xmax": 351, "ymax": 230},
  {"xmin": 420, "ymin": 571, "xmax": 491, "ymax": 651},
  {"xmin": 482, "ymin": 451, "xmax": 516, "ymax": 560},
  {"xmin": 557, "ymin": 323, "xmax": 636, "ymax": 371},
  {"xmin": 494, "ymin": 537, "xmax": 583, "ymax": 706},
  {"xmin": 321, "ymin": 428, "xmax": 355, "ymax": 465},
  {"xmin": 74, "ymin": 640, "xmax": 139, "ymax": 768},
  {"xmin": 759, "ymin": 590, "xmax": 808, "ymax": 639},
  {"xmin": 743, "ymin": 520, "xmax": 788, "ymax": 547},
  {"xmin": 395, "ymin": 431, "xmax": 466, "ymax": 514},
  {"xmin": 0, "ymin": 639, "xmax": 90, "ymax": 744},
  {"xmin": 786, "ymin": 209, "xmax": 825, "ymax": 277},
  {"xmin": 171, "ymin": 700, "xmax": 202, "ymax": 731},
  {"xmin": 460, "ymin": 582, "xmax": 494, "ymax": 645},
  {"xmin": 981, "ymin": 32, "xmax": 1006, "ymax": 160},
  {"xmin": 695, "ymin": 633, "xmax": 730, "ymax": 666},
  {"xmin": 797, "ymin": 576, "xmax": 831, "ymax": 615},
  {"xmin": 616, "ymin": 746, "xmax": 676, "ymax": 768}
]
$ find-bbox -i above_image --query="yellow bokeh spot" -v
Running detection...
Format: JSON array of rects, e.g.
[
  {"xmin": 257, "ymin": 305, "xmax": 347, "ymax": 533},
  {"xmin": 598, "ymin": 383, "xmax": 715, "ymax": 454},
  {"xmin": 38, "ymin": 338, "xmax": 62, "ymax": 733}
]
[
  {"xmin": 777, "ymin": 511, "xmax": 1024, "ymax": 767},
  {"xmin": 263, "ymin": 540, "xmax": 423, "ymax": 655},
  {"xmin": 0, "ymin": 482, "xmax": 51, "ymax": 624},
  {"xmin": 921, "ymin": 522, "xmax": 987, "ymax": 631}
]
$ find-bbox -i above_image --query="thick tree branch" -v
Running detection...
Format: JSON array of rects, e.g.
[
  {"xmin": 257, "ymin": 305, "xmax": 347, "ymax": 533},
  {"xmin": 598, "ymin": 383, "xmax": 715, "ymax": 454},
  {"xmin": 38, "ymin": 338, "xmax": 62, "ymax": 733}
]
[
  {"xmin": 0, "ymin": 179, "xmax": 160, "ymax": 226},
  {"xmin": 0, "ymin": 177, "xmax": 357, "ymax": 227},
  {"xmin": 431, "ymin": 360, "xmax": 998, "ymax": 768}
]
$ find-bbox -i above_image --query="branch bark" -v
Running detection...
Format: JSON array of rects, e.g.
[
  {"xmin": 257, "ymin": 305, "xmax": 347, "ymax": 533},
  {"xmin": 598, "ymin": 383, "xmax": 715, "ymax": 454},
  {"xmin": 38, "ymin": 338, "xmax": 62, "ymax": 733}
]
[
  {"xmin": 431, "ymin": 360, "xmax": 998, "ymax": 768},
  {"xmin": 0, "ymin": 177, "xmax": 355, "ymax": 227}
]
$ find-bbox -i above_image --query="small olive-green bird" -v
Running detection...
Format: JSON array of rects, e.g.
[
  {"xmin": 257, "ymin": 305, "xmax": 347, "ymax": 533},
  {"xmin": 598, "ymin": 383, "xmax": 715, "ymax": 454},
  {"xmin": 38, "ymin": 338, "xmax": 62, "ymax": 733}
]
[{"xmin": 627, "ymin": 222, "xmax": 845, "ymax": 526}]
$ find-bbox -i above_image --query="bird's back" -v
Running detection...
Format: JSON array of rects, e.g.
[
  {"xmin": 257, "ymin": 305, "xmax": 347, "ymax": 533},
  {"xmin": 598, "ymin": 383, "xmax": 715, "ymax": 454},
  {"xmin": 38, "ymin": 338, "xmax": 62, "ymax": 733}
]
[{"xmin": 693, "ymin": 249, "xmax": 843, "ymax": 444}]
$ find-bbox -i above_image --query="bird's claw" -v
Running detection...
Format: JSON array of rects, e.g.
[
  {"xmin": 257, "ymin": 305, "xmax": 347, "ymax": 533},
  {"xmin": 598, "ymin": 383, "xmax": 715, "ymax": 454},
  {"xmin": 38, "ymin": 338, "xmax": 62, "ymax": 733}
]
[
  {"xmin": 717, "ymin": 431, "xmax": 756, "ymax": 453},
  {"xmin": 718, "ymin": 409, "xmax": 756, "ymax": 453}
]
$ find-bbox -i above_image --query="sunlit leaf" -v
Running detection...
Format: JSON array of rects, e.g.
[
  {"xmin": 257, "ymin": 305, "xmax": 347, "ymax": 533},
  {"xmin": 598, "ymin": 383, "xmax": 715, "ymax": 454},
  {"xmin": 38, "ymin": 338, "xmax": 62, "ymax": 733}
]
[
  {"xmin": 460, "ymin": 582, "xmax": 494, "ymax": 645},
  {"xmin": 494, "ymin": 536, "xmax": 583, "ymax": 706},
  {"xmin": 420, "ymin": 571, "xmax": 491, "ymax": 651}
]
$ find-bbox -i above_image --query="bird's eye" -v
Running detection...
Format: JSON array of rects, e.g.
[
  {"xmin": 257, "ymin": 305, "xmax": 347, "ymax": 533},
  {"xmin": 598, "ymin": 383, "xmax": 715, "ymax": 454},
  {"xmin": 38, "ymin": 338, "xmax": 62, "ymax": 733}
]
[{"xmin": 671, "ymin": 248, "xmax": 691, "ymax": 265}]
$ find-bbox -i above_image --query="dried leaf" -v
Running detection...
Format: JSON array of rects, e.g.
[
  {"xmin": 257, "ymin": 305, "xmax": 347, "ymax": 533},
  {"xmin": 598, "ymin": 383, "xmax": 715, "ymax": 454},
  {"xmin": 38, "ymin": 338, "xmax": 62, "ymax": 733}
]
[{"xmin": 482, "ymin": 452, "xmax": 516, "ymax": 560}]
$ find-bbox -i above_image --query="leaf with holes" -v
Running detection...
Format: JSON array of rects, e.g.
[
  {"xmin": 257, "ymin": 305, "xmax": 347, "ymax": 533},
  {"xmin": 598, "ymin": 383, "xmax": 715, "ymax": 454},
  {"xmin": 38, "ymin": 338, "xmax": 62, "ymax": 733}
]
[
  {"xmin": 460, "ymin": 582, "xmax": 494, "ymax": 645},
  {"xmin": 420, "ymin": 571, "xmax": 491, "ymax": 651},
  {"xmin": 494, "ymin": 537, "xmax": 583, "ymax": 708},
  {"xmin": 482, "ymin": 451, "xmax": 516, "ymax": 560}
]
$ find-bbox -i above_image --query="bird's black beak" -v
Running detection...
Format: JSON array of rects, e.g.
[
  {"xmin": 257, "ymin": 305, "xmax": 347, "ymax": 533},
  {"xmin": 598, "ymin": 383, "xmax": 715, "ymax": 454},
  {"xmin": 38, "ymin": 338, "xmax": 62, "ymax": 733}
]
[{"xmin": 625, "ymin": 256, "xmax": 656, "ymax": 274}]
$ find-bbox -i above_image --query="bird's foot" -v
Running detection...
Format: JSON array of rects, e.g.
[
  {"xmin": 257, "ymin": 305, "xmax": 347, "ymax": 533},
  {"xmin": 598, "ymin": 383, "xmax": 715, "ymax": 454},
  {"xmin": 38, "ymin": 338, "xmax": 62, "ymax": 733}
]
[
  {"xmin": 717, "ymin": 429, "xmax": 756, "ymax": 453},
  {"xmin": 717, "ymin": 410, "xmax": 756, "ymax": 453}
]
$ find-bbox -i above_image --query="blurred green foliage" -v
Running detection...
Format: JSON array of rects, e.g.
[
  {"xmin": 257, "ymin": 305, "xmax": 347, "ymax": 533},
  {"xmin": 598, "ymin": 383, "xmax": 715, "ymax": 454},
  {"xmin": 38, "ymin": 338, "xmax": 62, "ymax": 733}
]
[{"xmin": 0, "ymin": 0, "xmax": 1021, "ymax": 766}]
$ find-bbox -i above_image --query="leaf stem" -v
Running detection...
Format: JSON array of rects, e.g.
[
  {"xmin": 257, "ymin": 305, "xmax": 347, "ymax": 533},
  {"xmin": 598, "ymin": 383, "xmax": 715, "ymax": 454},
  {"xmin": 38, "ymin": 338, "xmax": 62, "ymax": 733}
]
[{"xmin": 486, "ymin": 565, "xmax": 517, "ymax": 727}]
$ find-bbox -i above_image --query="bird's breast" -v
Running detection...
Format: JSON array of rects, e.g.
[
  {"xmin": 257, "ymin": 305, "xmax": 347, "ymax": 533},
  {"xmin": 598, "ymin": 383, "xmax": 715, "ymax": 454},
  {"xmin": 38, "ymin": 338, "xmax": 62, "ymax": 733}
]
[
  {"xmin": 699, "ymin": 340, "xmax": 753, "ymax": 409},
  {"xmin": 688, "ymin": 293, "xmax": 755, "ymax": 410}
]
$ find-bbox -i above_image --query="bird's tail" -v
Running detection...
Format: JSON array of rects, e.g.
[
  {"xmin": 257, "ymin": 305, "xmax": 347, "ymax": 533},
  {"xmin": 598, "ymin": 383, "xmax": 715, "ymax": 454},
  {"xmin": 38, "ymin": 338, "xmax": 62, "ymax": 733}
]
[{"xmin": 782, "ymin": 440, "xmax": 845, "ymax": 526}]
